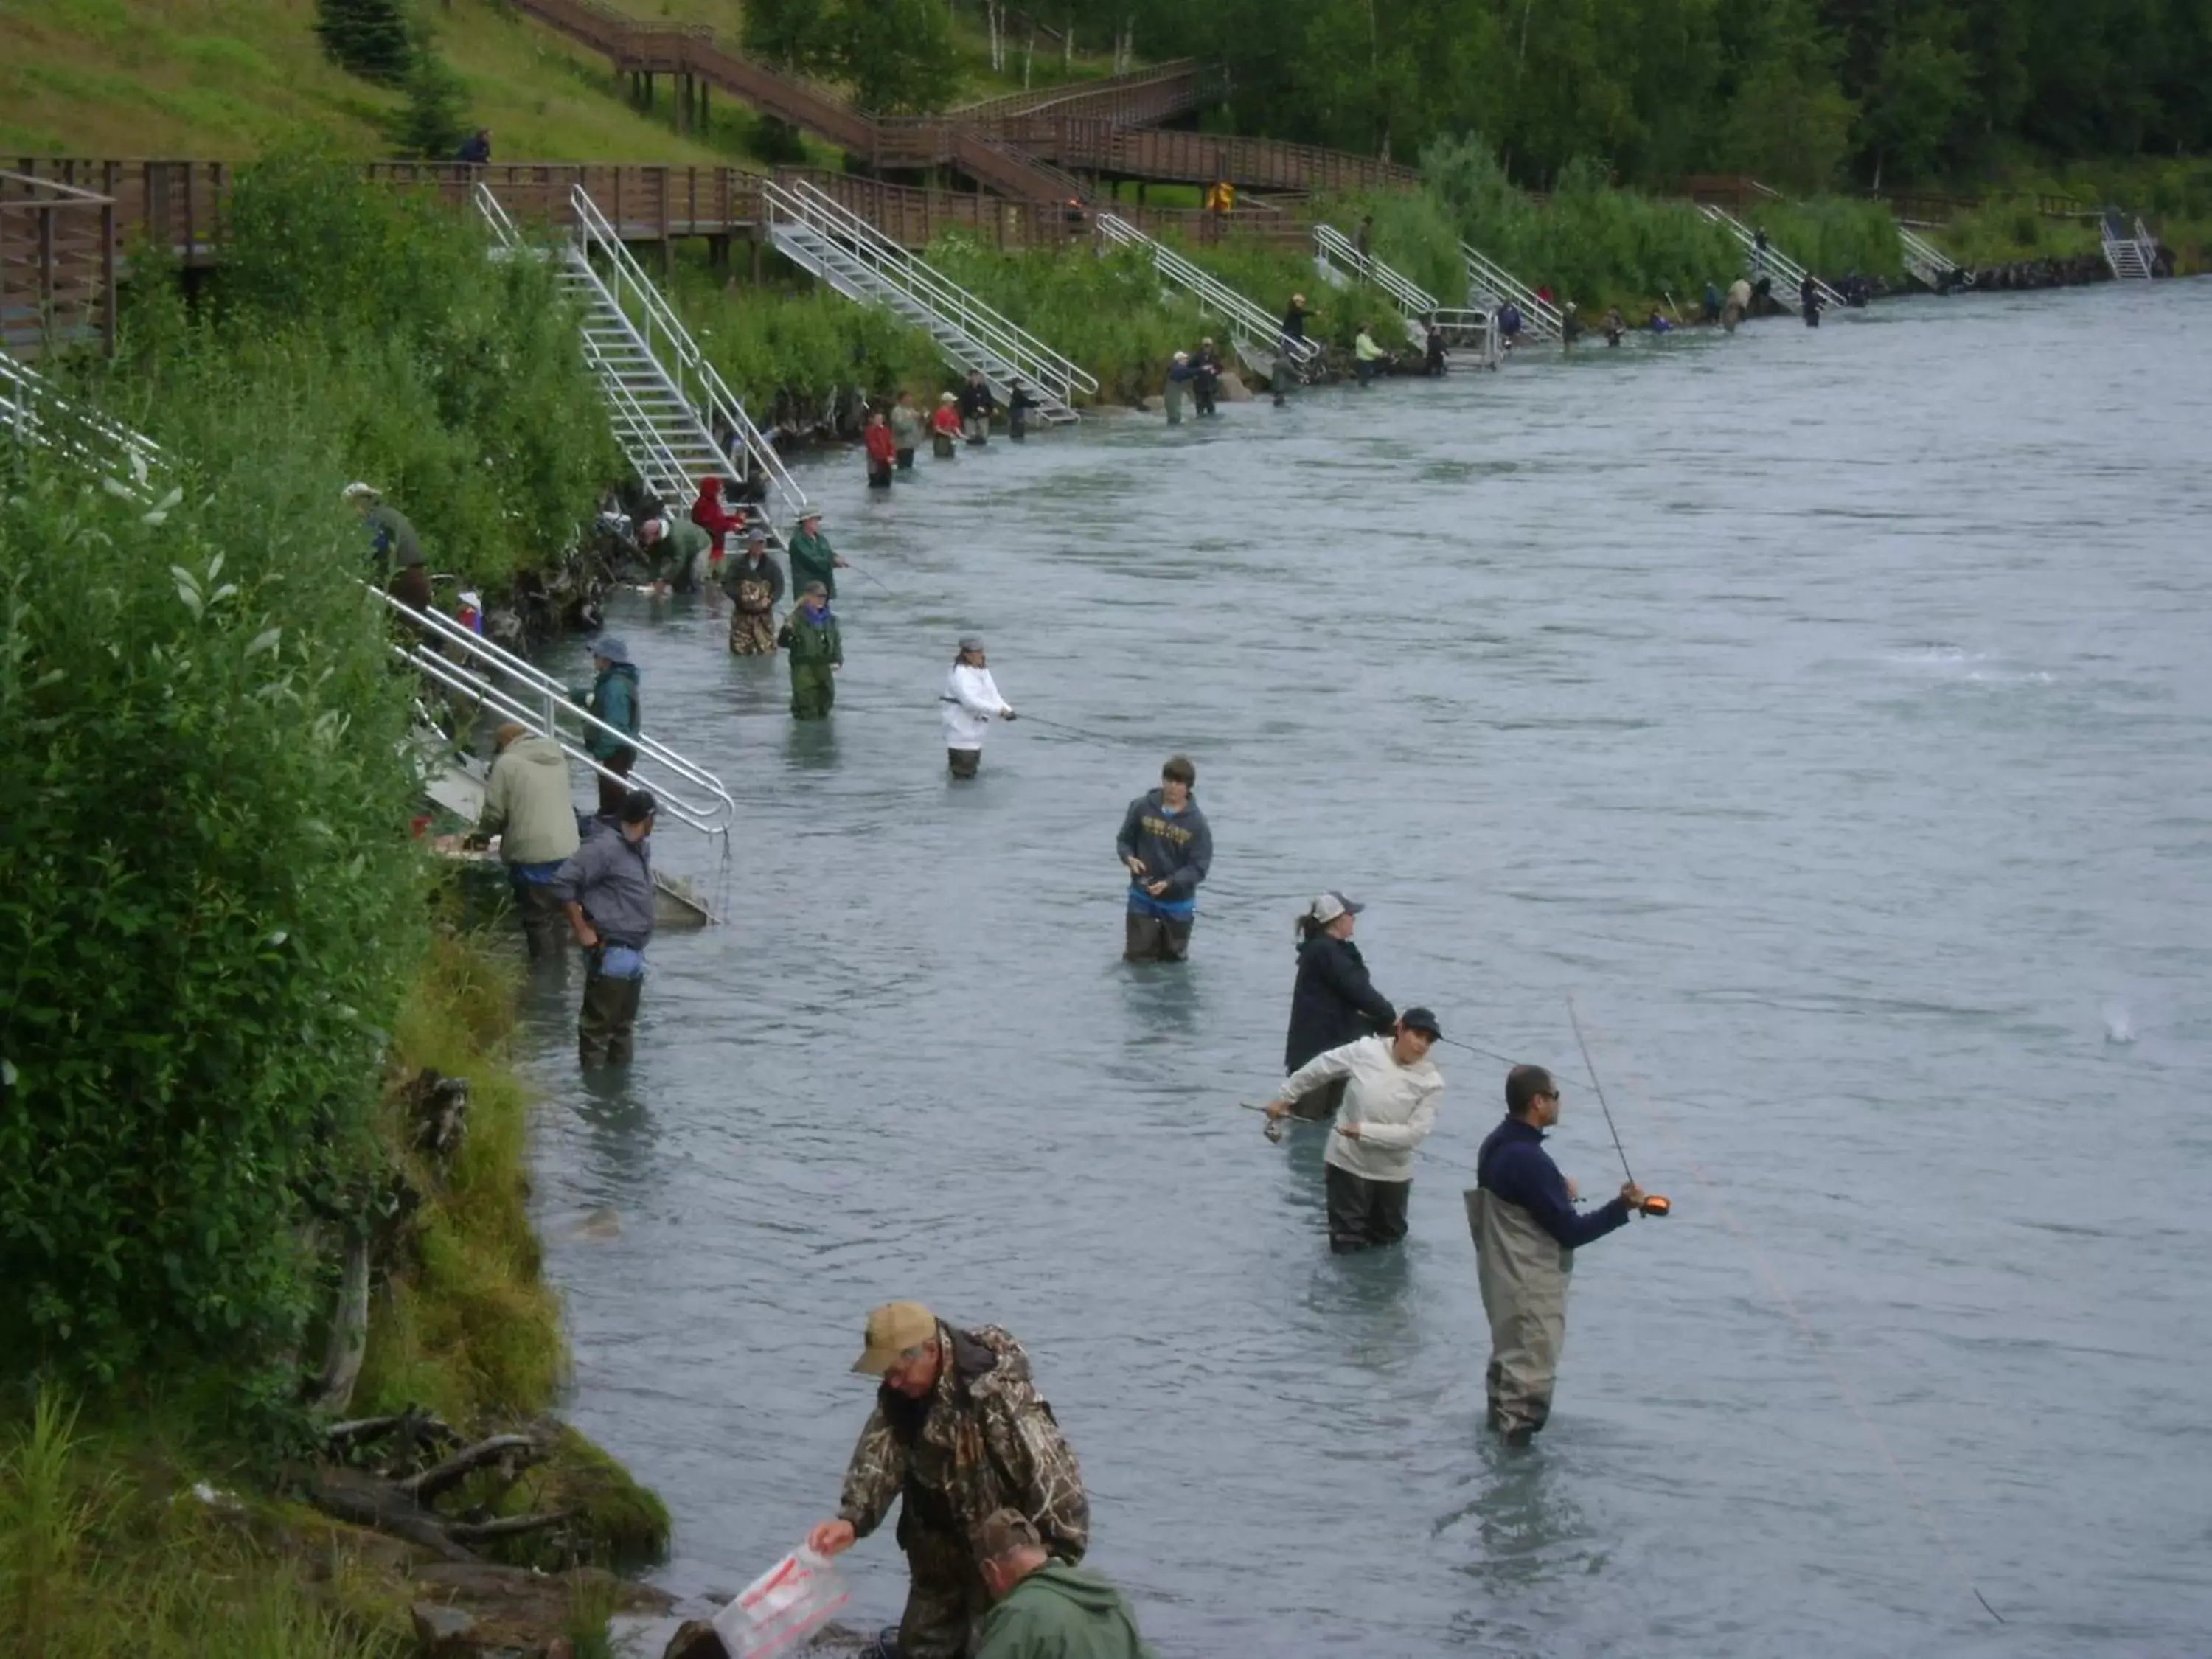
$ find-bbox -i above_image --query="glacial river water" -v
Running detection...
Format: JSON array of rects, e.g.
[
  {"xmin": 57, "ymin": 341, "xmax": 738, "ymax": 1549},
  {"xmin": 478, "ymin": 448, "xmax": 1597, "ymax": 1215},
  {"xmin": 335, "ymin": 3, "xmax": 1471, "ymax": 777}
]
[{"xmin": 513, "ymin": 280, "xmax": 2211, "ymax": 1657}]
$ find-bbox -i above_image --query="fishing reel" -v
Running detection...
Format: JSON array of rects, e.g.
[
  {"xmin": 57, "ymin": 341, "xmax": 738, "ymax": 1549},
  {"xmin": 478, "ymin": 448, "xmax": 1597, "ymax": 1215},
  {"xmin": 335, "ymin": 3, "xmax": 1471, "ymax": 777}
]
[{"xmin": 1638, "ymin": 1195, "xmax": 1672, "ymax": 1218}]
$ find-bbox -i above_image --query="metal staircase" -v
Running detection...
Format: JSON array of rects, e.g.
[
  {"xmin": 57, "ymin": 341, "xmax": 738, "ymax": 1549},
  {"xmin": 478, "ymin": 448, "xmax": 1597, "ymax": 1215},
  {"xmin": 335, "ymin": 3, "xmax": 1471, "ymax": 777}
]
[
  {"xmin": 1460, "ymin": 243, "xmax": 1562, "ymax": 341},
  {"xmin": 762, "ymin": 179, "xmax": 1095, "ymax": 422},
  {"xmin": 1700, "ymin": 206, "xmax": 1845, "ymax": 309},
  {"xmin": 2101, "ymin": 214, "xmax": 2157, "ymax": 280},
  {"xmin": 2, "ymin": 346, "xmax": 164, "ymax": 495},
  {"xmin": 1312, "ymin": 225, "xmax": 1496, "ymax": 361},
  {"xmin": 473, "ymin": 182, "xmax": 806, "ymax": 535},
  {"xmin": 4, "ymin": 347, "xmax": 734, "ymax": 877},
  {"xmin": 380, "ymin": 585, "xmax": 732, "ymax": 846},
  {"xmin": 1896, "ymin": 225, "xmax": 1961, "ymax": 290},
  {"xmin": 1095, "ymin": 212, "xmax": 1324, "ymax": 377}
]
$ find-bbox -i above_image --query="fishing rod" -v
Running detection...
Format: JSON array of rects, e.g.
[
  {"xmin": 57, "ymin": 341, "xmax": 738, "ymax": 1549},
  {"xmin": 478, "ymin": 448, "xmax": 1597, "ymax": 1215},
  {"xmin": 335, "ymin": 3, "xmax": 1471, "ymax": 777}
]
[
  {"xmin": 1565, "ymin": 995, "xmax": 1669, "ymax": 1217},
  {"xmin": 1432, "ymin": 1032, "xmax": 1594, "ymax": 1085},
  {"xmin": 841, "ymin": 562, "xmax": 895, "ymax": 595},
  {"xmin": 1015, "ymin": 712, "xmax": 1147, "ymax": 746}
]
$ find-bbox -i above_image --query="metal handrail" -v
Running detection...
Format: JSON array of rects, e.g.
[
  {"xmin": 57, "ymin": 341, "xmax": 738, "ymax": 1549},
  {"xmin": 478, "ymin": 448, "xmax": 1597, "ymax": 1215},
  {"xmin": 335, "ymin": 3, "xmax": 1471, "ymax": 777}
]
[
  {"xmin": 565, "ymin": 184, "xmax": 808, "ymax": 527},
  {"xmin": 372, "ymin": 585, "xmax": 735, "ymax": 838},
  {"xmin": 577, "ymin": 322, "xmax": 698, "ymax": 498},
  {"xmin": 1095, "ymin": 212, "xmax": 1322, "ymax": 364},
  {"xmin": 1313, "ymin": 223, "xmax": 1440, "ymax": 319},
  {"xmin": 775, "ymin": 180, "xmax": 1098, "ymax": 406},
  {"xmin": 1700, "ymin": 206, "xmax": 1846, "ymax": 309},
  {"xmin": 1896, "ymin": 225, "xmax": 1954, "ymax": 288},
  {"xmin": 1, "ymin": 347, "xmax": 166, "ymax": 485},
  {"xmin": 1459, "ymin": 243, "xmax": 1563, "ymax": 338}
]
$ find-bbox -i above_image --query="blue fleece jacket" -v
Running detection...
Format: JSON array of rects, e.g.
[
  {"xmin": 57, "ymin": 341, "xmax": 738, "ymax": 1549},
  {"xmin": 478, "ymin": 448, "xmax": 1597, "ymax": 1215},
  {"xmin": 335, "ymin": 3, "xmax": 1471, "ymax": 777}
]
[{"xmin": 1475, "ymin": 1116, "xmax": 1632, "ymax": 1249}]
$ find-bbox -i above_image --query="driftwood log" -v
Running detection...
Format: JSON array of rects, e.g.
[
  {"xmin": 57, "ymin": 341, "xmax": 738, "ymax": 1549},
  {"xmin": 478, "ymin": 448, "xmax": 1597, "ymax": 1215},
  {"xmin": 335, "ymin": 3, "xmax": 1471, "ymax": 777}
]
[{"xmin": 309, "ymin": 1420, "xmax": 563, "ymax": 1562}]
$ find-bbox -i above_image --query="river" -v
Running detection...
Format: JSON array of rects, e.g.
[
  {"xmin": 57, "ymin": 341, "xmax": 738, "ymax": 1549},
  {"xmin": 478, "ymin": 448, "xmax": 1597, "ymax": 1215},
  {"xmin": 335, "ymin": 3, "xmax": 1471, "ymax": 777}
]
[{"xmin": 515, "ymin": 279, "xmax": 2211, "ymax": 1657}]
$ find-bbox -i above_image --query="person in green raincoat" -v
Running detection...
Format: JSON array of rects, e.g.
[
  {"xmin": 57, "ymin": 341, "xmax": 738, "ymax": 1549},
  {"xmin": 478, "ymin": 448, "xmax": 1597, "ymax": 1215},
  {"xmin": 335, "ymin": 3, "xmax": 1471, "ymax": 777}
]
[
  {"xmin": 787, "ymin": 507, "xmax": 848, "ymax": 600},
  {"xmin": 777, "ymin": 582, "xmax": 843, "ymax": 719}
]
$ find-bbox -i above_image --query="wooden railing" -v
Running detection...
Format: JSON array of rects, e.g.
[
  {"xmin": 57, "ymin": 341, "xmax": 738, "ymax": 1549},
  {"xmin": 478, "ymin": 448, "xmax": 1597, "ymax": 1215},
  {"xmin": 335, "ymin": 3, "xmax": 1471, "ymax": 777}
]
[
  {"xmin": 956, "ymin": 59, "xmax": 1216, "ymax": 129},
  {"xmin": 2, "ymin": 170, "xmax": 119, "ymax": 357},
  {"xmin": 998, "ymin": 119, "xmax": 1419, "ymax": 193},
  {"xmin": 6, "ymin": 158, "xmax": 1310, "ymax": 265}
]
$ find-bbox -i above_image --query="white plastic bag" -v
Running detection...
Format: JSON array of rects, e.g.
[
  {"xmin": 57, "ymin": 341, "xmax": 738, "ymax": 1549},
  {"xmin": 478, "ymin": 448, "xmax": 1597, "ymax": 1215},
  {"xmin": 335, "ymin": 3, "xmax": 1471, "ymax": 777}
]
[{"xmin": 712, "ymin": 1545, "xmax": 852, "ymax": 1658}]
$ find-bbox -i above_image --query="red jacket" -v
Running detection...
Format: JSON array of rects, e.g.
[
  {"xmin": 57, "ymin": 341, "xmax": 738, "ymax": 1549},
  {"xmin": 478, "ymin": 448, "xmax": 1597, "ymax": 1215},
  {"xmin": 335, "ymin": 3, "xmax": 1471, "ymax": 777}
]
[
  {"xmin": 931, "ymin": 404, "xmax": 963, "ymax": 436},
  {"xmin": 865, "ymin": 425, "xmax": 896, "ymax": 466},
  {"xmin": 689, "ymin": 477, "xmax": 745, "ymax": 554}
]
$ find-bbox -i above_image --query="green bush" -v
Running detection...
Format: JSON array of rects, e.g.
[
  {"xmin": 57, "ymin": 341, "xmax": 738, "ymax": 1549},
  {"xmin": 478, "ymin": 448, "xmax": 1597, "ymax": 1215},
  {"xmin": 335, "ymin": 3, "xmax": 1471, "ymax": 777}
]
[
  {"xmin": 313, "ymin": 0, "xmax": 411, "ymax": 86},
  {"xmin": 172, "ymin": 157, "xmax": 621, "ymax": 595},
  {"xmin": 1421, "ymin": 136, "xmax": 1740, "ymax": 313},
  {"xmin": 0, "ymin": 395, "xmax": 425, "ymax": 1386},
  {"xmin": 669, "ymin": 260, "xmax": 946, "ymax": 421},
  {"xmin": 1751, "ymin": 197, "xmax": 1905, "ymax": 279}
]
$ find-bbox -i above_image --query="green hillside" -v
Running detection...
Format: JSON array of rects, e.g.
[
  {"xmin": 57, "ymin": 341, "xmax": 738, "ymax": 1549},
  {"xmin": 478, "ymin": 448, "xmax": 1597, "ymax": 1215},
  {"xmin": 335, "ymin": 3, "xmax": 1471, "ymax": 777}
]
[
  {"xmin": 0, "ymin": 0, "xmax": 1128, "ymax": 159},
  {"xmin": 0, "ymin": 0, "xmax": 757, "ymax": 159}
]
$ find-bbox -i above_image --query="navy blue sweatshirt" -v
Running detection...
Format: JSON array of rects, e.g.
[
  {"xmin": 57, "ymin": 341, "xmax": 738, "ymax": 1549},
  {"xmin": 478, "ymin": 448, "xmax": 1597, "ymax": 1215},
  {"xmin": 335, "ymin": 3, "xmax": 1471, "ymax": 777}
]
[{"xmin": 1476, "ymin": 1116, "xmax": 1631, "ymax": 1249}]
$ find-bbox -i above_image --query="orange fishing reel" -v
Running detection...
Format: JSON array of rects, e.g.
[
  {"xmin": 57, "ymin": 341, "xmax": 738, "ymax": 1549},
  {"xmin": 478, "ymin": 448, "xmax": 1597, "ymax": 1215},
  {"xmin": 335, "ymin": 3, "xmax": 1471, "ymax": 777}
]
[{"xmin": 1639, "ymin": 1194, "xmax": 1672, "ymax": 1218}]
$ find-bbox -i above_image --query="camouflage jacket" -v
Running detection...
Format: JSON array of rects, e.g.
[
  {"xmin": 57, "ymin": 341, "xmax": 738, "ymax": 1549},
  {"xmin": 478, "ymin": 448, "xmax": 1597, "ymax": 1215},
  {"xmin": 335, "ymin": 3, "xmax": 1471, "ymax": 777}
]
[{"xmin": 838, "ymin": 1323, "xmax": 1088, "ymax": 1564}]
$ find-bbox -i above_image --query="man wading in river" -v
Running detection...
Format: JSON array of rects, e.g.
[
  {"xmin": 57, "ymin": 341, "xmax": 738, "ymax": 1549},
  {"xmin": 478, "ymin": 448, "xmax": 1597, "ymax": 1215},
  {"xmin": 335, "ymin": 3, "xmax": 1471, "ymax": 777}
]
[
  {"xmin": 809, "ymin": 1303, "xmax": 1089, "ymax": 1659},
  {"xmin": 1114, "ymin": 755, "xmax": 1211, "ymax": 962},
  {"xmin": 1265, "ymin": 1009, "xmax": 1444, "ymax": 1252},
  {"xmin": 548, "ymin": 790, "xmax": 657, "ymax": 1068},
  {"xmin": 720, "ymin": 526, "xmax": 784, "ymax": 656},
  {"xmin": 1470, "ymin": 1064, "xmax": 1648, "ymax": 1444},
  {"xmin": 778, "ymin": 582, "xmax": 842, "ymax": 720}
]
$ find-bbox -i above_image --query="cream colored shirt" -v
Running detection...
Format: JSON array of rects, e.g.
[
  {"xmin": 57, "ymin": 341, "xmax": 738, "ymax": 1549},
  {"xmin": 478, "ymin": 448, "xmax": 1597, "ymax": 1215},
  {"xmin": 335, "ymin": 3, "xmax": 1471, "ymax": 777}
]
[{"xmin": 1283, "ymin": 1034, "xmax": 1443, "ymax": 1183}]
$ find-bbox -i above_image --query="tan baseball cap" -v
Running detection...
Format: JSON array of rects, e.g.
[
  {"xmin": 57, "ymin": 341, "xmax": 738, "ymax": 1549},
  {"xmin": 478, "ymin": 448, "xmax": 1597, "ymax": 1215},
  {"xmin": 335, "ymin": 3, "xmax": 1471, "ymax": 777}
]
[{"xmin": 851, "ymin": 1301, "xmax": 938, "ymax": 1375}]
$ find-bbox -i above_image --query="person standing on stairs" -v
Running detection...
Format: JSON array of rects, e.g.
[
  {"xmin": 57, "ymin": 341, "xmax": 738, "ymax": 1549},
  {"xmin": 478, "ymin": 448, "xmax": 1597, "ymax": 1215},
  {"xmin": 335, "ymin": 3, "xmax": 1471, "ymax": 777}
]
[
  {"xmin": 890, "ymin": 391, "xmax": 924, "ymax": 472},
  {"xmin": 864, "ymin": 409, "xmax": 896, "ymax": 490},
  {"xmin": 689, "ymin": 476, "xmax": 746, "ymax": 568},
  {"xmin": 931, "ymin": 392, "xmax": 963, "ymax": 459},
  {"xmin": 958, "ymin": 369, "xmax": 998, "ymax": 445},
  {"xmin": 778, "ymin": 583, "xmax": 843, "ymax": 720}
]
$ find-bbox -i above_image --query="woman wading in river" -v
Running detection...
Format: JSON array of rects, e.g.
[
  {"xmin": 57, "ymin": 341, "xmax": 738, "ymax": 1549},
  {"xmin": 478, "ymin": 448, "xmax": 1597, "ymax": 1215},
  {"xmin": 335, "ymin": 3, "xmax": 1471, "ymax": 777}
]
[{"xmin": 1281, "ymin": 892, "xmax": 1399, "ymax": 1122}]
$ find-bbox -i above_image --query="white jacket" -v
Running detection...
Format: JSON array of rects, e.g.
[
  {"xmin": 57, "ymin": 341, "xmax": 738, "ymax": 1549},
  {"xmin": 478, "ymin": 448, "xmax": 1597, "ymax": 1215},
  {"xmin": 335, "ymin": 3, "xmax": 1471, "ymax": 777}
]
[
  {"xmin": 1284, "ymin": 1034, "xmax": 1443, "ymax": 1183},
  {"xmin": 941, "ymin": 664, "xmax": 1008, "ymax": 749}
]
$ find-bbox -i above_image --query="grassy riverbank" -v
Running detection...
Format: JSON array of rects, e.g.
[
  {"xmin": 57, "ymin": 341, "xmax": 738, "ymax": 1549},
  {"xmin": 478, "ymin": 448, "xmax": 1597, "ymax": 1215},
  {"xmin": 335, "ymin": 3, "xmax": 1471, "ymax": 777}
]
[{"xmin": 3, "ymin": 150, "xmax": 661, "ymax": 1655}]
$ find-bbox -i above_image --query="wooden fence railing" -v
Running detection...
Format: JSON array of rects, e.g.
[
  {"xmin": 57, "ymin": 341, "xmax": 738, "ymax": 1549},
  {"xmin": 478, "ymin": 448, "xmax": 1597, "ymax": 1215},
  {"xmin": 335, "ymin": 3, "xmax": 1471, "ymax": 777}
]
[
  {"xmin": 999, "ymin": 119, "xmax": 1420, "ymax": 194},
  {"xmin": 1, "ymin": 170, "xmax": 118, "ymax": 358},
  {"xmin": 956, "ymin": 59, "xmax": 1216, "ymax": 129}
]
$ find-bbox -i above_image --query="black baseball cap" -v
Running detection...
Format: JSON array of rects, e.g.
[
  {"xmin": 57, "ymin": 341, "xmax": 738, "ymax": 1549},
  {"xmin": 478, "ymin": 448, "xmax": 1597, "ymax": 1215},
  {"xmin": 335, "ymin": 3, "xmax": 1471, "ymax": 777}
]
[{"xmin": 1399, "ymin": 1006, "xmax": 1441, "ymax": 1037}]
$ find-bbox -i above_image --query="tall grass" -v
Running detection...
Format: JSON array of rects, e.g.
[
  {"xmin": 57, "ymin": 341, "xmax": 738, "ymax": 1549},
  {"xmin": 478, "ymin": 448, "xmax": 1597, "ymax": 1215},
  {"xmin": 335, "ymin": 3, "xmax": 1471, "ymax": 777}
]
[
  {"xmin": 1752, "ymin": 198, "xmax": 1905, "ymax": 280},
  {"xmin": 121, "ymin": 156, "xmax": 621, "ymax": 595},
  {"xmin": 667, "ymin": 258, "xmax": 945, "ymax": 425},
  {"xmin": 1422, "ymin": 138, "xmax": 1743, "ymax": 312},
  {"xmin": 0, "ymin": 1391, "xmax": 394, "ymax": 1659}
]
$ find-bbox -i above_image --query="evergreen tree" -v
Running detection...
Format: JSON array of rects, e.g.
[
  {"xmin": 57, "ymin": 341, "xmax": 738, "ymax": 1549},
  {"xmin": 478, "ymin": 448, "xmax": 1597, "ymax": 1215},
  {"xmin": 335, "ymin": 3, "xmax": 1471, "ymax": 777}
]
[
  {"xmin": 395, "ymin": 41, "xmax": 472, "ymax": 159},
  {"xmin": 315, "ymin": 0, "xmax": 413, "ymax": 86}
]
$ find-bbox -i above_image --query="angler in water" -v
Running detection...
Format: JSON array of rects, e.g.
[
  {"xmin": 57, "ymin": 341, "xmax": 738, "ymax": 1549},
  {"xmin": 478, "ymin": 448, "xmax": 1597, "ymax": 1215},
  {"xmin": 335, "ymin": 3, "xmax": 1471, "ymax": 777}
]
[
  {"xmin": 1281, "ymin": 892, "xmax": 1398, "ymax": 1122},
  {"xmin": 941, "ymin": 635, "xmax": 1015, "ymax": 780},
  {"xmin": 1264, "ymin": 1009, "xmax": 1444, "ymax": 1253},
  {"xmin": 1114, "ymin": 754, "xmax": 1212, "ymax": 963},
  {"xmin": 1468, "ymin": 1064, "xmax": 1649, "ymax": 1444},
  {"xmin": 547, "ymin": 790, "xmax": 656, "ymax": 1068},
  {"xmin": 777, "ymin": 582, "xmax": 841, "ymax": 720},
  {"xmin": 720, "ymin": 526, "xmax": 783, "ymax": 656}
]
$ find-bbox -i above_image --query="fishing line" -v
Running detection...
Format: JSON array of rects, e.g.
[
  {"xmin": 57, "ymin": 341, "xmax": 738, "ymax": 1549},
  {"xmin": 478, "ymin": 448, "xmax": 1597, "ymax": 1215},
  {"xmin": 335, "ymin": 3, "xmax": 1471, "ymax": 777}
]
[
  {"xmin": 1565, "ymin": 995, "xmax": 1668, "ymax": 1216},
  {"xmin": 1574, "ymin": 1008, "xmax": 2005, "ymax": 1627},
  {"xmin": 1433, "ymin": 1032, "xmax": 1597, "ymax": 1087}
]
